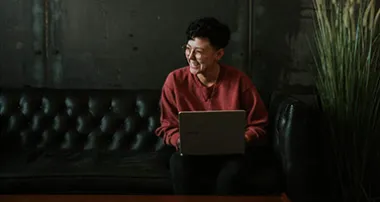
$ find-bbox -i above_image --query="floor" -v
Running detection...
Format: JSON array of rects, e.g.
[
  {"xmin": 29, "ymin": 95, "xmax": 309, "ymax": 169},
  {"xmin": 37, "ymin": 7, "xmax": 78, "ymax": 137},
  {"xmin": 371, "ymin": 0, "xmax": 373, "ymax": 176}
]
[{"xmin": 0, "ymin": 194, "xmax": 291, "ymax": 202}]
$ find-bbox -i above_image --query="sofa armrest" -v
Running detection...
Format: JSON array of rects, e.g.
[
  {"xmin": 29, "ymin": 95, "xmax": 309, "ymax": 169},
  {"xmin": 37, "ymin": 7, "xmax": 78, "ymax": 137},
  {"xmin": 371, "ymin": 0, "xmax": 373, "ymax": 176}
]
[
  {"xmin": 269, "ymin": 93, "xmax": 323, "ymax": 201},
  {"xmin": 270, "ymin": 95, "xmax": 308, "ymax": 175}
]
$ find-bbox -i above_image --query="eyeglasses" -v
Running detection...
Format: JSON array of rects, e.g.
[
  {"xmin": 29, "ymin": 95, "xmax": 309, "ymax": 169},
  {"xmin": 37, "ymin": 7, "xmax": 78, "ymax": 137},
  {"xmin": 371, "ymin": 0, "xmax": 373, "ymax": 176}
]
[{"xmin": 181, "ymin": 44, "xmax": 205, "ymax": 59}]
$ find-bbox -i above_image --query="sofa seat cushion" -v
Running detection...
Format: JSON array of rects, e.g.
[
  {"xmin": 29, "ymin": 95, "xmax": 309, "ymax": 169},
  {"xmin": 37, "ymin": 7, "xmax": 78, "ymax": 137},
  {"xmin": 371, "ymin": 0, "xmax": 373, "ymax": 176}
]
[
  {"xmin": 0, "ymin": 176, "xmax": 173, "ymax": 194},
  {"xmin": 0, "ymin": 150, "xmax": 172, "ymax": 194}
]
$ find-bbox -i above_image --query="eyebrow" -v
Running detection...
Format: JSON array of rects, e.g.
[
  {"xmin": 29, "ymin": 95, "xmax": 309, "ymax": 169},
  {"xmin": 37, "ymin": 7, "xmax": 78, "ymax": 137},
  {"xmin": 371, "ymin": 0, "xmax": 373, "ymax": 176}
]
[{"xmin": 186, "ymin": 44, "xmax": 205, "ymax": 50}]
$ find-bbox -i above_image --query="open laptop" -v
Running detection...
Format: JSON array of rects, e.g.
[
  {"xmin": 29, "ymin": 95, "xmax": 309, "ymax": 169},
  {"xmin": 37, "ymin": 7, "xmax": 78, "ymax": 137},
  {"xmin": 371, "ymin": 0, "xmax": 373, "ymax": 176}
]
[{"xmin": 178, "ymin": 110, "xmax": 246, "ymax": 156}]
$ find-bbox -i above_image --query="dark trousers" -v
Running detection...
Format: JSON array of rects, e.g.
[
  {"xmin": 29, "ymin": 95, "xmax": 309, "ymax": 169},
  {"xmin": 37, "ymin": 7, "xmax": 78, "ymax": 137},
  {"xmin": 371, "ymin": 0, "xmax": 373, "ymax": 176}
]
[{"xmin": 169, "ymin": 152, "xmax": 251, "ymax": 195}]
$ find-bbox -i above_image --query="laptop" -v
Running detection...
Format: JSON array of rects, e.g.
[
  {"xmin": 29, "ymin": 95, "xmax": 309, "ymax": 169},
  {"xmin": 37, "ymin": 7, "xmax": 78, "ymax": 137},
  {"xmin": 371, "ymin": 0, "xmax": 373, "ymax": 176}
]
[{"xmin": 178, "ymin": 110, "xmax": 246, "ymax": 156}]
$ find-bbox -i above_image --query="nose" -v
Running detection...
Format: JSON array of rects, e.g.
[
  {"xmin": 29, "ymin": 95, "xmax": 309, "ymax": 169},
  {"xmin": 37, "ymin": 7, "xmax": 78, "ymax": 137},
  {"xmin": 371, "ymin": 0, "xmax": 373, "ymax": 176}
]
[{"xmin": 188, "ymin": 49, "xmax": 196, "ymax": 60}]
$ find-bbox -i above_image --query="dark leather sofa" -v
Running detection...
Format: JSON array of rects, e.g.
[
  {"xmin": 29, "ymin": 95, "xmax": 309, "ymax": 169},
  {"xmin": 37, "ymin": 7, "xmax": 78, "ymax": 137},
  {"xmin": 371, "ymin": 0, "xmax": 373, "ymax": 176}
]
[{"xmin": 0, "ymin": 88, "xmax": 312, "ymax": 198}]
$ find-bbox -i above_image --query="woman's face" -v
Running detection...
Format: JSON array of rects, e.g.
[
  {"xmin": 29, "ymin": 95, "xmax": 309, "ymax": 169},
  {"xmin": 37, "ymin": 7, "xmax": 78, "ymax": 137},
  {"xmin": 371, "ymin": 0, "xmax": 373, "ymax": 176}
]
[{"xmin": 184, "ymin": 37, "xmax": 224, "ymax": 75}]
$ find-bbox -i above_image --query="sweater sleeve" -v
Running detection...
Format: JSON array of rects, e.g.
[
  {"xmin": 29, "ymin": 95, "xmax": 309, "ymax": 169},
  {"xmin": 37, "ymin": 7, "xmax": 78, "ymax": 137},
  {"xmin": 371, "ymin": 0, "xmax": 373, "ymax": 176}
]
[
  {"xmin": 155, "ymin": 76, "xmax": 180, "ymax": 150},
  {"xmin": 241, "ymin": 85, "xmax": 269, "ymax": 144}
]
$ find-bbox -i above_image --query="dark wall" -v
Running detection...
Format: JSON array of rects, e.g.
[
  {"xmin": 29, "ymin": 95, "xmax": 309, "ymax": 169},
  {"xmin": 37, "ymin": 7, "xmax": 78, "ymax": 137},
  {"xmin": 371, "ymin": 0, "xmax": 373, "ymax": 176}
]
[
  {"xmin": 0, "ymin": 0, "xmax": 317, "ymax": 97},
  {"xmin": 0, "ymin": 0, "xmax": 249, "ymax": 89},
  {"xmin": 49, "ymin": 0, "xmax": 251, "ymax": 89},
  {"xmin": 0, "ymin": 0, "xmax": 43, "ymax": 88},
  {"xmin": 252, "ymin": 0, "xmax": 315, "ymax": 95}
]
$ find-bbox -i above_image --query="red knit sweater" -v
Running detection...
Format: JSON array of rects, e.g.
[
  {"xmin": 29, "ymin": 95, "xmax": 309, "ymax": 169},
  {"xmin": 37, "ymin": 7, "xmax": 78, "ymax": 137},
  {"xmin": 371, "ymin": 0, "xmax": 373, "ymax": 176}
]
[{"xmin": 155, "ymin": 64, "xmax": 268, "ymax": 150}]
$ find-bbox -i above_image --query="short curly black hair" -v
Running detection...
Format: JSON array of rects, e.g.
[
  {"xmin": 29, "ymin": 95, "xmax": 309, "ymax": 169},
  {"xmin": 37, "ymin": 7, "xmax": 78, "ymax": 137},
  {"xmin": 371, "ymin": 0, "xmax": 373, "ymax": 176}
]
[{"xmin": 185, "ymin": 17, "xmax": 231, "ymax": 50}]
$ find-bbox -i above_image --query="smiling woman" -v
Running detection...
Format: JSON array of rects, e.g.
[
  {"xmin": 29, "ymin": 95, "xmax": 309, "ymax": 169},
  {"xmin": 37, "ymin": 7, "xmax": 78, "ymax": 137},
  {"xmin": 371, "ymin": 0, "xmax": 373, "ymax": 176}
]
[
  {"xmin": 183, "ymin": 17, "xmax": 230, "ymax": 87},
  {"xmin": 155, "ymin": 17, "xmax": 269, "ymax": 195}
]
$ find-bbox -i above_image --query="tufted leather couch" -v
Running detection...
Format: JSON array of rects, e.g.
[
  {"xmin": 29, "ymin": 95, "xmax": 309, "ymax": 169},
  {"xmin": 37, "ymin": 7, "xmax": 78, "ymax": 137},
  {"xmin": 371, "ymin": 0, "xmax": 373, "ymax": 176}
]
[{"xmin": 0, "ymin": 88, "xmax": 310, "ymax": 196}]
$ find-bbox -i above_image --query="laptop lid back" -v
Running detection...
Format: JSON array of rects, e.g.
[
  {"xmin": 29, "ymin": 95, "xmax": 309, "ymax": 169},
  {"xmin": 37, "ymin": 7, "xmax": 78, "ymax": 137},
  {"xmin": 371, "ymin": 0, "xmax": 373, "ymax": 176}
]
[{"xmin": 179, "ymin": 110, "xmax": 246, "ymax": 155}]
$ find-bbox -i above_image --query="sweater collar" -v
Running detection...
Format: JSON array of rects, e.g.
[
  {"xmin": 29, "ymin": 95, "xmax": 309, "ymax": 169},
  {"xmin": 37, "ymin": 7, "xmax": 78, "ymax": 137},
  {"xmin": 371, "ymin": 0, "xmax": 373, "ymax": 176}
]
[{"xmin": 190, "ymin": 63, "xmax": 225, "ymax": 88}]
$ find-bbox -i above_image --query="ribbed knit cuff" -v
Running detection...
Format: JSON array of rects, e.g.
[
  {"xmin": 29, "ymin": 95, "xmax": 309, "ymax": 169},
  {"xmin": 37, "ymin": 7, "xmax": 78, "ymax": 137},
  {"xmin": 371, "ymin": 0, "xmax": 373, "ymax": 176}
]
[
  {"xmin": 245, "ymin": 130, "xmax": 254, "ymax": 143},
  {"xmin": 170, "ymin": 133, "xmax": 180, "ymax": 150}
]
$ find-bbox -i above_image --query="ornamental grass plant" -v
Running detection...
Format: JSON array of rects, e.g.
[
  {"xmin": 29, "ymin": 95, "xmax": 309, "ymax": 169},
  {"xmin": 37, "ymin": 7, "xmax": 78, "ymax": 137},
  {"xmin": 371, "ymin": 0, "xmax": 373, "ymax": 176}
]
[{"xmin": 311, "ymin": 0, "xmax": 380, "ymax": 201}]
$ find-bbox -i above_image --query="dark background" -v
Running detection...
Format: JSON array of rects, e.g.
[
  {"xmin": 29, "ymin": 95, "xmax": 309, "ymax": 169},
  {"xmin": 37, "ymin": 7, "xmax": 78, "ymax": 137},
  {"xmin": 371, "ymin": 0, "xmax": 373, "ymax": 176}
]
[{"xmin": 0, "ymin": 0, "xmax": 316, "ymax": 102}]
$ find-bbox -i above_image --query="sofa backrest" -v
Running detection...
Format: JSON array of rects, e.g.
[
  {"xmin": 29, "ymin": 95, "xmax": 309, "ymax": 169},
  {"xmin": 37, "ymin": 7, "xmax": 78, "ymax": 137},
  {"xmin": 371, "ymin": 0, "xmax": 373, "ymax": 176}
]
[{"xmin": 0, "ymin": 88, "xmax": 166, "ymax": 153}]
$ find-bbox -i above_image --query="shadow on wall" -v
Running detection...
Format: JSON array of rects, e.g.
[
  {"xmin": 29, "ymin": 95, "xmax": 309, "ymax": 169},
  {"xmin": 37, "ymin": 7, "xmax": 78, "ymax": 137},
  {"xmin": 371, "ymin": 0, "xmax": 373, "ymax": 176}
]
[{"xmin": 252, "ymin": 0, "xmax": 302, "ymax": 103}]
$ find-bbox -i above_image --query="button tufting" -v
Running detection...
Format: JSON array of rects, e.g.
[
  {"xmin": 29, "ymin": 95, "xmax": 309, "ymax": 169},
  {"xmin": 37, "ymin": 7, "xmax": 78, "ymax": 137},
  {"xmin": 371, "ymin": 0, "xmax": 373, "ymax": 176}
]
[{"xmin": 0, "ymin": 89, "xmax": 163, "ymax": 152}]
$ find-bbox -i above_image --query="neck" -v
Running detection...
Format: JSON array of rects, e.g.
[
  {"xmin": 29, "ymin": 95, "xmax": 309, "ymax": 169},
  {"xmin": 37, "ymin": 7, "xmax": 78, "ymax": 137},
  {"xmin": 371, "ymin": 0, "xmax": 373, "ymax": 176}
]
[{"xmin": 197, "ymin": 63, "xmax": 220, "ymax": 87}]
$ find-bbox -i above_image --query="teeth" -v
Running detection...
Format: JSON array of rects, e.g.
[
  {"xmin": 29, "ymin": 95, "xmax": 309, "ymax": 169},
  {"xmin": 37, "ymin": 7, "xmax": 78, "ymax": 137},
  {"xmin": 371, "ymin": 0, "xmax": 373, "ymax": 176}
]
[{"xmin": 190, "ymin": 61, "xmax": 199, "ymax": 66}]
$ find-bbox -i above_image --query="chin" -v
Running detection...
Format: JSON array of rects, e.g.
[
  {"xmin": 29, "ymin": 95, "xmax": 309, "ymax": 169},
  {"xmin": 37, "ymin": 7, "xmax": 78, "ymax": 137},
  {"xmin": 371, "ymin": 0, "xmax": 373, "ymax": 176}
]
[{"xmin": 189, "ymin": 65, "xmax": 201, "ymax": 75}]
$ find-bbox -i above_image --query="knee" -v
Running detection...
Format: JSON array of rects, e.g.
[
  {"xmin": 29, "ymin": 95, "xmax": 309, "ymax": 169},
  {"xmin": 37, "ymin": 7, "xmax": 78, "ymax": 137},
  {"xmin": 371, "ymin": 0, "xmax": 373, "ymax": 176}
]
[{"xmin": 218, "ymin": 160, "xmax": 244, "ymax": 183}]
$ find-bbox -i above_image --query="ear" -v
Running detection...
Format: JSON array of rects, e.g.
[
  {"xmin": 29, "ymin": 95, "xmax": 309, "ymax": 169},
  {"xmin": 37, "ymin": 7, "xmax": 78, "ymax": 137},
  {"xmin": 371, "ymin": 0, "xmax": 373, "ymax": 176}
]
[{"xmin": 215, "ymin": 49, "xmax": 224, "ymax": 61}]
